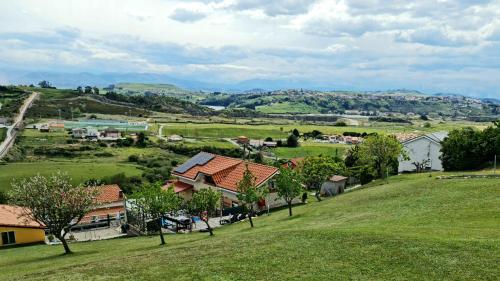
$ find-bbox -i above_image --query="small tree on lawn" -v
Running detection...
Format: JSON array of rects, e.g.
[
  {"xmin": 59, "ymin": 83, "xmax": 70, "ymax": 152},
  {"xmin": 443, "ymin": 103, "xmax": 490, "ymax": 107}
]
[
  {"xmin": 275, "ymin": 167, "xmax": 303, "ymax": 216},
  {"xmin": 133, "ymin": 183, "xmax": 182, "ymax": 245},
  {"xmin": 300, "ymin": 156, "xmax": 346, "ymax": 202},
  {"xmin": 188, "ymin": 188, "xmax": 221, "ymax": 236},
  {"xmin": 9, "ymin": 172, "xmax": 98, "ymax": 254},
  {"xmin": 237, "ymin": 166, "xmax": 268, "ymax": 228},
  {"xmin": 358, "ymin": 134, "xmax": 406, "ymax": 178}
]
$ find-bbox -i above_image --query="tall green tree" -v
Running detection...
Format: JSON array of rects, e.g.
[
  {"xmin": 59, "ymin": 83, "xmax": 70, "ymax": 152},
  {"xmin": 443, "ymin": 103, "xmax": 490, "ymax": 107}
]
[
  {"xmin": 287, "ymin": 134, "xmax": 299, "ymax": 147},
  {"xmin": 358, "ymin": 134, "xmax": 406, "ymax": 178},
  {"xmin": 275, "ymin": 167, "xmax": 303, "ymax": 216},
  {"xmin": 9, "ymin": 172, "xmax": 98, "ymax": 254},
  {"xmin": 133, "ymin": 183, "xmax": 182, "ymax": 245},
  {"xmin": 237, "ymin": 166, "xmax": 268, "ymax": 228},
  {"xmin": 188, "ymin": 188, "xmax": 221, "ymax": 236},
  {"xmin": 300, "ymin": 156, "xmax": 346, "ymax": 201}
]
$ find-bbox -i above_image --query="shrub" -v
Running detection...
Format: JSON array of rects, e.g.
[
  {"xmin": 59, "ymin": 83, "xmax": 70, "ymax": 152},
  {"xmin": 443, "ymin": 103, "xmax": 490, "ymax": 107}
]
[{"xmin": 128, "ymin": 154, "xmax": 139, "ymax": 162}]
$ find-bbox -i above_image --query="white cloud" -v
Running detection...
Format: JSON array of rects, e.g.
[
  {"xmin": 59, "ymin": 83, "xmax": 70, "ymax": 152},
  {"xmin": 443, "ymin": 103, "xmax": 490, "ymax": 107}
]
[{"xmin": 0, "ymin": 0, "xmax": 499, "ymax": 97}]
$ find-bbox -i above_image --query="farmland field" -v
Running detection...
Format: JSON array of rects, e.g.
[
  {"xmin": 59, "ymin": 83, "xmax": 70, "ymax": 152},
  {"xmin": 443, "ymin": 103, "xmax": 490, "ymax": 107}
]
[
  {"xmin": 160, "ymin": 121, "xmax": 487, "ymax": 140},
  {"xmin": 274, "ymin": 142, "xmax": 349, "ymax": 158},
  {"xmin": 0, "ymin": 161, "xmax": 143, "ymax": 192},
  {"xmin": 0, "ymin": 173, "xmax": 498, "ymax": 280}
]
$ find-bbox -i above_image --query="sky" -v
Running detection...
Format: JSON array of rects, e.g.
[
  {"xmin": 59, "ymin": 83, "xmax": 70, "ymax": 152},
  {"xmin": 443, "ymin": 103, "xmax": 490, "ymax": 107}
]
[{"xmin": 0, "ymin": 0, "xmax": 499, "ymax": 98}]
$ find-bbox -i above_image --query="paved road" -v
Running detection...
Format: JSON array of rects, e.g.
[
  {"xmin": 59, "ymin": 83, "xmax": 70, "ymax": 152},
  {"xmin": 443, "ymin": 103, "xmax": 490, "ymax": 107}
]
[{"xmin": 0, "ymin": 92, "xmax": 39, "ymax": 159}]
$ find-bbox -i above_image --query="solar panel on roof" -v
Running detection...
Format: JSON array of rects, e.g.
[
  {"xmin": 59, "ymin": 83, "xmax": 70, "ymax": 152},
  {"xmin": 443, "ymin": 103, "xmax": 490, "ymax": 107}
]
[{"xmin": 174, "ymin": 152, "xmax": 214, "ymax": 174}]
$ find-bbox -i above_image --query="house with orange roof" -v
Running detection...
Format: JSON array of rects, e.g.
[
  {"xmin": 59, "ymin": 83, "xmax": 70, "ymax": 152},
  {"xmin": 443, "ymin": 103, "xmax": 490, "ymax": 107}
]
[
  {"xmin": 282, "ymin": 157, "xmax": 305, "ymax": 169},
  {"xmin": 170, "ymin": 152, "xmax": 280, "ymax": 209},
  {"xmin": 76, "ymin": 184, "xmax": 127, "ymax": 228},
  {"xmin": 0, "ymin": 204, "xmax": 46, "ymax": 246}
]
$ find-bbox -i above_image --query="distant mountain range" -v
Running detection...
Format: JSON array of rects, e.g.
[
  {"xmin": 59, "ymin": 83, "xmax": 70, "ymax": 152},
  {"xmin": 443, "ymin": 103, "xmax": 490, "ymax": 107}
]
[{"xmin": 0, "ymin": 69, "xmax": 498, "ymax": 104}]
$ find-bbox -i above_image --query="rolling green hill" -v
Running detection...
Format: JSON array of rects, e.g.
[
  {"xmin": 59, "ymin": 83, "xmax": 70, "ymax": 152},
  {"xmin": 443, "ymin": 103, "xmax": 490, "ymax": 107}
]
[
  {"xmin": 0, "ymin": 174, "xmax": 498, "ymax": 280},
  {"xmin": 18, "ymin": 86, "xmax": 212, "ymax": 119},
  {"xmin": 110, "ymin": 83, "xmax": 205, "ymax": 102}
]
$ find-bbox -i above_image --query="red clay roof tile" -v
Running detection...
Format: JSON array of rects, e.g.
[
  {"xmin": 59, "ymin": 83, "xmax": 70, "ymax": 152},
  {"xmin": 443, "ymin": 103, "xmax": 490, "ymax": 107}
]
[
  {"xmin": 173, "ymin": 153, "xmax": 278, "ymax": 192},
  {"xmin": 0, "ymin": 204, "xmax": 45, "ymax": 229}
]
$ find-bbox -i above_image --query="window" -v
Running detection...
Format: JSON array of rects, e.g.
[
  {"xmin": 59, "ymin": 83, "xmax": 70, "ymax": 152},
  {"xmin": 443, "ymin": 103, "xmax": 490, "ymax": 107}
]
[{"xmin": 1, "ymin": 231, "xmax": 16, "ymax": 245}]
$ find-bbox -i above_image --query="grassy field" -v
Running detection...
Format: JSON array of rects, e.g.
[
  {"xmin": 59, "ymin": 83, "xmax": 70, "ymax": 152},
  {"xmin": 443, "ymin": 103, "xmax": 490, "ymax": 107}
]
[
  {"xmin": 160, "ymin": 121, "xmax": 486, "ymax": 140},
  {"xmin": 274, "ymin": 142, "xmax": 349, "ymax": 158},
  {"xmin": 0, "ymin": 173, "xmax": 498, "ymax": 280},
  {"xmin": 0, "ymin": 161, "xmax": 143, "ymax": 192}
]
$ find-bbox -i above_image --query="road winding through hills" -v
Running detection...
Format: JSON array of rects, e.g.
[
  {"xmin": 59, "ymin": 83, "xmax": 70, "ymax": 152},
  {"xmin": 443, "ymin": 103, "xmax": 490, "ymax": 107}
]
[{"xmin": 0, "ymin": 92, "xmax": 39, "ymax": 159}]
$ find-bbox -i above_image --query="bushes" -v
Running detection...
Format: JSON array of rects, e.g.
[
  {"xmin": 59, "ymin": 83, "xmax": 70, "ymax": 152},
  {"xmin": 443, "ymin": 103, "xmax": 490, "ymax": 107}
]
[{"xmin": 441, "ymin": 122, "xmax": 500, "ymax": 171}]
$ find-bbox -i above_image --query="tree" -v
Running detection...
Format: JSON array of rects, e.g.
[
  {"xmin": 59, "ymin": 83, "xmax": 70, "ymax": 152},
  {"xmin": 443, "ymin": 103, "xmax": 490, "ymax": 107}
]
[
  {"xmin": 287, "ymin": 134, "xmax": 299, "ymax": 147},
  {"xmin": 0, "ymin": 190, "xmax": 8, "ymax": 204},
  {"xmin": 92, "ymin": 87, "xmax": 100, "ymax": 95},
  {"xmin": 357, "ymin": 134, "xmax": 406, "ymax": 178},
  {"xmin": 275, "ymin": 167, "xmax": 303, "ymax": 216},
  {"xmin": 84, "ymin": 86, "xmax": 92, "ymax": 94},
  {"xmin": 292, "ymin": 128, "xmax": 300, "ymax": 137},
  {"xmin": 38, "ymin": 80, "xmax": 52, "ymax": 88},
  {"xmin": 9, "ymin": 172, "xmax": 98, "ymax": 254},
  {"xmin": 76, "ymin": 86, "xmax": 83, "ymax": 94},
  {"xmin": 136, "ymin": 132, "xmax": 147, "ymax": 147},
  {"xmin": 300, "ymin": 156, "xmax": 345, "ymax": 201},
  {"xmin": 133, "ymin": 183, "xmax": 182, "ymax": 245},
  {"xmin": 188, "ymin": 188, "xmax": 221, "ymax": 236},
  {"xmin": 440, "ymin": 124, "xmax": 500, "ymax": 171},
  {"xmin": 254, "ymin": 151, "xmax": 264, "ymax": 164},
  {"xmin": 237, "ymin": 166, "xmax": 268, "ymax": 228}
]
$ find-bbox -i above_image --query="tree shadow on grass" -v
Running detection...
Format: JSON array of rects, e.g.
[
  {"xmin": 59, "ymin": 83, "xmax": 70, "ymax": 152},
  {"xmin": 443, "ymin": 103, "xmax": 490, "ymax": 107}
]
[{"xmin": 3, "ymin": 250, "xmax": 99, "ymax": 267}]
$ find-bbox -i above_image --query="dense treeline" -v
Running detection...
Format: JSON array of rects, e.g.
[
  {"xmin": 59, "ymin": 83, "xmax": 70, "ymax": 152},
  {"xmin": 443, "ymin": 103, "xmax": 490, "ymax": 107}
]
[{"xmin": 440, "ymin": 121, "xmax": 500, "ymax": 171}]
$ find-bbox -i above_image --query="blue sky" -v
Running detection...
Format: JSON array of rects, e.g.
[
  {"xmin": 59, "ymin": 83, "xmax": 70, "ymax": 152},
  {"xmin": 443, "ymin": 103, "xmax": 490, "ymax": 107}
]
[{"xmin": 0, "ymin": 0, "xmax": 499, "ymax": 98}]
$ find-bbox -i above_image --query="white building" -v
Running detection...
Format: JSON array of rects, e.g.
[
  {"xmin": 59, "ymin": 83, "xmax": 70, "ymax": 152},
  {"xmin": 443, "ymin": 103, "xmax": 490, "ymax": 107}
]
[{"xmin": 398, "ymin": 132, "xmax": 448, "ymax": 173}]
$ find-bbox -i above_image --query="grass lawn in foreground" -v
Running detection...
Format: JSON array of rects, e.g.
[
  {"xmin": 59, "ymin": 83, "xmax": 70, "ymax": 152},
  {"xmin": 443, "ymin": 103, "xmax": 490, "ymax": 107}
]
[
  {"xmin": 0, "ymin": 173, "xmax": 498, "ymax": 280},
  {"xmin": 0, "ymin": 161, "xmax": 143, "ymax": 192}
]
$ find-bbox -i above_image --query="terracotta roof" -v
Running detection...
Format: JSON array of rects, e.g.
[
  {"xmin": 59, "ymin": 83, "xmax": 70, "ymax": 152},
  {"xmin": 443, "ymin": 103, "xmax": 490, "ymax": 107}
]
[
  {"xmin": 96, "ymin": 184, "xmax": 124, "ymax": 204},
  {"xmin": 217, "ymin": 162, "xmax": 278, "ymax": 192},
  {"xmin": 282, "ymin": 157, "xmax": 304, "ymax": 169},
  {"xmin": 163, "ymin": 180, "xmax": 194, "ymax": 193},
  {"xmin": 0, "ymin": 204, "xmax": 45, "ymax": 229},
  {"xmin": 173, "ymin": 153, "xmax": 278, "ymax": 192},
  {"xmin": 329, "ymin": 175, "xmax": 348, "ymax": 182}
]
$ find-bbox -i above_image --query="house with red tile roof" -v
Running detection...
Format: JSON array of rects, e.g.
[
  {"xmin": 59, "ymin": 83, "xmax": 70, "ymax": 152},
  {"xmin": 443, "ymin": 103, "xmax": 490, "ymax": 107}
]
[
  {"xmin": 282, "ymin": 157, "xmax": 305, "ymax": 169},
  {"xmin": 0, "ymin": 204, "xmax": 46, "ymax": 246},
  {"xmin": 77, "ymin": 184, "xmax": 127, "ymax": 227},
  {"xmin": 170, "ymin": 152, "xmax": 280, "ymax": 209}
]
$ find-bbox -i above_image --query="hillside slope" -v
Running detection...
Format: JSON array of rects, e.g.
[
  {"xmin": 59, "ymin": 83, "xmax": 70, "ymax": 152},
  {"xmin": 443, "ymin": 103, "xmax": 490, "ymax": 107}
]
[{"xmin": 0, "ymin": 174, "xmax": 498, "ymax": 280}]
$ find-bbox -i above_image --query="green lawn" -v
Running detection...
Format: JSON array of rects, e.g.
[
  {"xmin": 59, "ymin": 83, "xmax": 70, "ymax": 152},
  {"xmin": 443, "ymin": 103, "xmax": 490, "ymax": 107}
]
[
  {"xmin": 160, "ymin": 121, "xmax": 482, "ymax": 140},
  {"xmin": 179, "ymin": 138, "xmax": 238, "ymax": 149},
  {"xmin": 1, "ymin": 174, "xmax": 498, "ymax": 280},
  {"xmin": 0, "ymin": 161, "xmax": 143, "ymax": 192},
  {"xmin": 274, "ymin": 142, "xmax": 349, "ymax": 158}
]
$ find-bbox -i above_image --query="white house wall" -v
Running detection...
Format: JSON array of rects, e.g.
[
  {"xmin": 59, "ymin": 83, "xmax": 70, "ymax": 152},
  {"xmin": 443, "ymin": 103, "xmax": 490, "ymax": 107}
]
[{"xmin": 399, "ymin": 138, "xmax": 443, "ymax": 172}]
